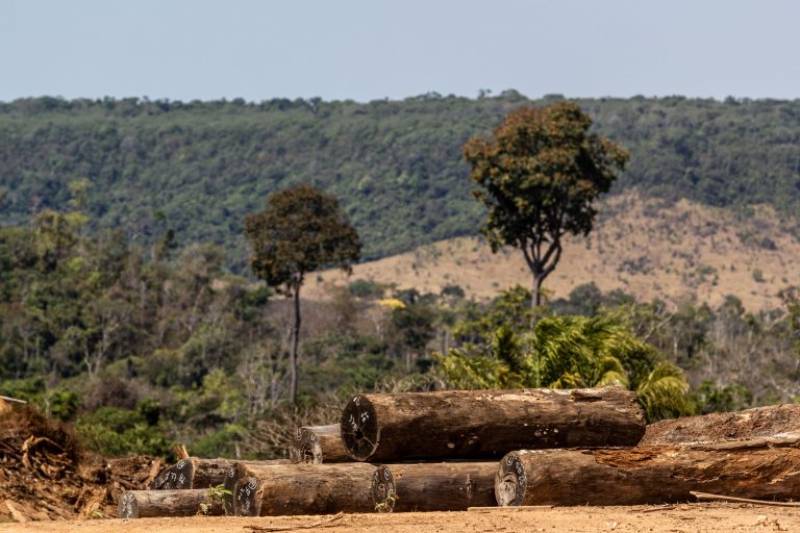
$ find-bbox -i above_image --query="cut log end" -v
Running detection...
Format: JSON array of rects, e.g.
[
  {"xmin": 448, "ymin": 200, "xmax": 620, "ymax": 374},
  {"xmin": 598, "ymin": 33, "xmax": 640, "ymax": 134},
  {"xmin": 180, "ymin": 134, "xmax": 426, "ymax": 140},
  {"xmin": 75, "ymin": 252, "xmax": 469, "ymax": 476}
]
[
  {"xmin": 295, "ymin": 428, "xmax": 323, "ymax": 464},
  {"xmin": 495, "ymin": 452, "xmax": 527, "ymax": 507},
  {"xmin": 235, "ymin": 476, "xmax": 261, "ymax": 517},
  {"xmin": 174, "ymin": 459, "xmax": 194, "ymax": 489},
  {"xmin": 371, "ymin": 465, "xmax": 396, "ymax": 512},
  {"xmin": 341, "ymin": 395, "xmax": 379, "ymax": 461},
  {"xmin": 118, "ymin": 491, "xmax": 138, "ymax": 518}
]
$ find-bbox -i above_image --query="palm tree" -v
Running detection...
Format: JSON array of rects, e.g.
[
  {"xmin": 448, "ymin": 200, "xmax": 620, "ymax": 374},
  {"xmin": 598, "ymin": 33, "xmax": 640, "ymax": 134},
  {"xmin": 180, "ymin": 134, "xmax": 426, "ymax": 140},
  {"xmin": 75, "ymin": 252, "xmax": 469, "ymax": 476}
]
[{"xmin": 437, "ymin": 313, "xmax": 691, "ymax": 421}]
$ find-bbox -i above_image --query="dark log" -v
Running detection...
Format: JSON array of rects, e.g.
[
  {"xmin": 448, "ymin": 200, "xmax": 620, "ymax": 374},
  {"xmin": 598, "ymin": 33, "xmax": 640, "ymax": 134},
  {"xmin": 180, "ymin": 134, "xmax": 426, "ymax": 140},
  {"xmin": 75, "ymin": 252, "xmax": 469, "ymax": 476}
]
[
  {"xmin": 233, "ymin": 462, "xmax": 394, "ymax": 516},
  {"xmin": 151, "ymin": 457, "xmax": 290, "ymax": 491},
  {"xmin": 640, "ymin": 404, "xmax": 800, "ymax": 447},
  {"xmin": 290, "ymin": 424, "xmax": 350, "ymax": 464},
  {"xmin": 341, "ymin": 387, "xmax": 645, "ymax": 461},
  {"xmin": 118, "ymin": 489, "xmax": 224, "ymax": 518},
  {"xmin": 376, "ymin": 462, "xmax": 498, "ymax": 512},
  {"xmin": 496, "ymin": 447, "xmax": 800, "ymax": 507}
]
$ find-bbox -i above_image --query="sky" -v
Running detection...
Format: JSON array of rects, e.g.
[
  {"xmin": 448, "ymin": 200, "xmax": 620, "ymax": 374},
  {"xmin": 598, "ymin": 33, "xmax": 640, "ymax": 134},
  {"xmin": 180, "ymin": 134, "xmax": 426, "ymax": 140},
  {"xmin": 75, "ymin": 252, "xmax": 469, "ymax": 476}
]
[{"xmin": 0, "ymin": 0, "xmax": 798, "ymax": 103}]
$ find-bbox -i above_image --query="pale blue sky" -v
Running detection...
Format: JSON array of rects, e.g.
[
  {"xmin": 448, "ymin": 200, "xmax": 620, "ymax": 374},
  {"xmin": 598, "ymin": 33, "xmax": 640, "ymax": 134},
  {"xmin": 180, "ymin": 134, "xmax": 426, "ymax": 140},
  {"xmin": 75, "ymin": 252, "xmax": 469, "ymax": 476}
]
[{"xmin": 1, "ymin": 0, "xmax": 798, "ymax": 102}]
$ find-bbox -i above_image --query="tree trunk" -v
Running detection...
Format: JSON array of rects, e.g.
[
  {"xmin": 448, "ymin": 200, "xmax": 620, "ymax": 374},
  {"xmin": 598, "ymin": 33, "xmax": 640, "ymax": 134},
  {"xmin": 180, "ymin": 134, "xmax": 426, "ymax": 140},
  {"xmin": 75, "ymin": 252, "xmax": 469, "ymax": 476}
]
[
  {"xmin": 290, "ymin": 424, "xmax": 350, "ymax": 464},
  {"xmin": 232, "ymin": 462, "xmax": 394, "ymax": 516},
  {"xmin": 495, "ymin": 447, "xmax": 800, "ymax": 507},
  {"xmin": 151, "ymin": 457, "xmax": 289, "ymax": 490},
  {"xmin": 640, "ymin": 404, "xmax": 800, "ymax": 447},
  {"xmin": 376, "ymin": 462, "xmax": 498, "ymax": 512},
  {"xmin": 118, "ymin": 489, "xmax": 224, "ymax": 518},
  {"xmin": 340, "ymin": 387, "xmax": 645, "ymax": 462},
  {"xmin": 289, "ymin": 285, "xmax": 301, "ymax": 404},
  {"xmin": 532, "ymin": 271, "xmax": 545, "ymax": 308}
]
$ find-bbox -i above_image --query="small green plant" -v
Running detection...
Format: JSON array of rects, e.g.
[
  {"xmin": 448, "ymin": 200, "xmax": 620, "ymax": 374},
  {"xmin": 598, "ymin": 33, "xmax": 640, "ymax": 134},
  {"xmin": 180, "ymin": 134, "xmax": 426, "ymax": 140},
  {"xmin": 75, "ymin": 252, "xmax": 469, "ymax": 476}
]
[{"xmin": 199, "ymin": 484, "xmax": 232, "ymax": 515}]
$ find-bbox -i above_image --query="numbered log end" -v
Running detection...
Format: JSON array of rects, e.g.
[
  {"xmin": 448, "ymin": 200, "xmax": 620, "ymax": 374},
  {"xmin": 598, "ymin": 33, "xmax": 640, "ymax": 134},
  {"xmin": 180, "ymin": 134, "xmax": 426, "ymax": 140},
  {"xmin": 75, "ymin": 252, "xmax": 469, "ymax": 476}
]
[
  {"xmin": 234, "ymin": 476, "xmax": 261, "ymax": 516},
  {"xmin": 118, "ymin": 491, "xmax": 139, "ymax": 518},
  {"xmin": 495, "ymin": 451, "xmax": 529, "ymax": 507},
  {"xmin": 371, "ymin": 465, "xmax": 396, "ymax": 512},
  {"xmin": 341, "ymin": 395, "xmax": 379, "ymax": 461}
]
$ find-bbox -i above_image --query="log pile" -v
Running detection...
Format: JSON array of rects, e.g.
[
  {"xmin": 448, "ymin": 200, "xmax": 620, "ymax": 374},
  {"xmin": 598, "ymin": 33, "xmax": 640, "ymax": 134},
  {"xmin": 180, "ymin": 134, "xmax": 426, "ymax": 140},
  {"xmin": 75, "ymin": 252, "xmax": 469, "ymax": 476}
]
[{"xmin": 119, "ymin": 390, "xmax": 800, "ymax": 518}]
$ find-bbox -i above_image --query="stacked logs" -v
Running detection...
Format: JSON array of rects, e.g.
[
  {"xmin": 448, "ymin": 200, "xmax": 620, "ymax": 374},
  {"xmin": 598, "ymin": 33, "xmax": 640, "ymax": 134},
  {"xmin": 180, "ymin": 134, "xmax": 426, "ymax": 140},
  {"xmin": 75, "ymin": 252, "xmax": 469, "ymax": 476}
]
[{"xmin": 117, "ymin": 390, "xmax": 800, "ymax": 518}]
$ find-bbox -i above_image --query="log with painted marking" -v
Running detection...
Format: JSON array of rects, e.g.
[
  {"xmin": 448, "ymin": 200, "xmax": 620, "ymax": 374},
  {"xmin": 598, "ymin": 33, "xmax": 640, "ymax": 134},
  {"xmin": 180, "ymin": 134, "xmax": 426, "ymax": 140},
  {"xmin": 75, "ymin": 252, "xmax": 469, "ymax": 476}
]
[
  {"xmin": 376, "ymin": 462, "xmax": 498, "ymax": 512},
  {"xmin": 341, "ymin": 387, "xmax": 646, "ymax": 462},
  {"xmin": 290, "ymin": 424, "xmax": 350, "ymax": 464},
  {"xmin": 151, "ymin": 457, "xmax": 290, "ymax": 490},
  {"xmin": 495, "ymin": 447, "xmax": 800, "ymax": 507},
  {"xmin": 232, "ymin": 462, "xmax": 394, "ymax": 516},
  {"xmin": 118, "ymin": 489, "xmax": 224, "ymax": 518}
]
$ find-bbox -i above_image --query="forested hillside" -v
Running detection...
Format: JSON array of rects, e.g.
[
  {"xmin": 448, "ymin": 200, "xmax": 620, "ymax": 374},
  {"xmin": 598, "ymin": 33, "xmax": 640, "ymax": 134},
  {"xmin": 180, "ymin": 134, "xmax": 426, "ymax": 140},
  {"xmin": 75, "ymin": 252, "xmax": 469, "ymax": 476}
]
[{"xmin": 1, "ymin": 93, "xmax": 799, "ymax": 266}]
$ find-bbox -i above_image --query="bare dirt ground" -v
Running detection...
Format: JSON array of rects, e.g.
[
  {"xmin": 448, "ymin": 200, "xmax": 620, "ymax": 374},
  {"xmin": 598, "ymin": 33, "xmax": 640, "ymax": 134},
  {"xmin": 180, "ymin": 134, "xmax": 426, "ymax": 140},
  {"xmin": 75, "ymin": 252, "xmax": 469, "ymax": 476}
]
[{"xmin": 4, "ymin": 504, "xmax": 799, "ymax": 533}]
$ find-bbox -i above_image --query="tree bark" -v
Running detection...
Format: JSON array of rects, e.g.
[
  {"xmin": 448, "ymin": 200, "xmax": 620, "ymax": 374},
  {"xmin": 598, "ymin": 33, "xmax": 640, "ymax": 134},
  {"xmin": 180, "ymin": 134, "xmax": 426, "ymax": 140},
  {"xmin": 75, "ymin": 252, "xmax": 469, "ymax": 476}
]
[
  {"xmin": 376, "ymin": 462, "xmax": 498, "ymax": 512},
  {"xmin": 151, "ymin": 457, "xmax": 289, "ymax": 490},
  {"xmin": 290, "ymin": 424, "xmax": 350, "ymax": 464},
  {"xmin": 232, "ymin": 462, "xmax": 394, "ymax": 516},
  {"xmin": 341, "ymin": 387, "xmax": 645, "ymax": 462},
  {"xmin": 118, "ymin": 489, "xmax": 224, "ymax": 518},
  {"xmin": 495, "ymin": 447, "xmax": 800, "ymax": 507},
  {"xmin": 640, "ymin": 404, "xmax": 800, "ymax": 447}
]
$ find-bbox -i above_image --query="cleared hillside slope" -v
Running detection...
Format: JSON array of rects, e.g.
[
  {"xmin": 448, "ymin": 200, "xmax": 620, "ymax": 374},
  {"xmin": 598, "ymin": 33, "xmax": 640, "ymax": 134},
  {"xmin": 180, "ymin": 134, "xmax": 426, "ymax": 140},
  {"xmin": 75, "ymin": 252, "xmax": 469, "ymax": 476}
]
[{"xmin": 308, "ymin": 193, "xmax": 800, "ymax": 311}]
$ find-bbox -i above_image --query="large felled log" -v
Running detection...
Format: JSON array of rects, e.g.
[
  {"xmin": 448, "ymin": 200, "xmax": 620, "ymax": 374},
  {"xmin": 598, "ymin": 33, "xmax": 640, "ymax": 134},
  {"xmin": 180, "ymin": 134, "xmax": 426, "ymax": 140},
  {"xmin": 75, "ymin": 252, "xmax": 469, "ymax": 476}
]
[
  {"xmin": 341, "ymin": 387, "xmax": 645, "ymax": 461},
  {"xmin": 233, "ymin": 462, "xmax": 394, "ymax": 516},
  {"xmin": 118, "ymin": 489, "xmax": 224, "ymax": 518},
  {"xmin": 641, "ymin": 404, "xmax": 800, "ymax": 447},
  {"xmin": 376, "ymin": 462, "xmax": 498, "ymax": 512},
  {"xmin": 290, "ymin": 424, "xmax": 350, "ymax": 464},
  {"xmin": 495, "ymin": 447, "xmax": 800, "ymax": 507},
  {"xmin": 151, "ymin": 457, "xmax": 289, "ymax": 490}
]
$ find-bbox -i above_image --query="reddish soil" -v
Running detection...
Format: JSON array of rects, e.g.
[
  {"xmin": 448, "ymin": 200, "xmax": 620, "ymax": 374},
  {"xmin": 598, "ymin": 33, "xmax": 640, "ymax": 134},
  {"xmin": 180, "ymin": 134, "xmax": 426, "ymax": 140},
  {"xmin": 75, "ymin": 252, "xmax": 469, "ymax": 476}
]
[{"xmin": 3, "ymin": 504, "xmax": 799, "ymax": 532}]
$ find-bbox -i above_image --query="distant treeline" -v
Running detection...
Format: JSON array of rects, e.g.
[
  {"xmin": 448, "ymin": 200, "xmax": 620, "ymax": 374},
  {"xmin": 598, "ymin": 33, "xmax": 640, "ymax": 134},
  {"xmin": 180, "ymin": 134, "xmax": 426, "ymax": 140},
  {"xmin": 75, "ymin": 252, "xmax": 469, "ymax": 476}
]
[{"xmin": 1, "ymin": 92, "xmax": 799, "ymax": 267}]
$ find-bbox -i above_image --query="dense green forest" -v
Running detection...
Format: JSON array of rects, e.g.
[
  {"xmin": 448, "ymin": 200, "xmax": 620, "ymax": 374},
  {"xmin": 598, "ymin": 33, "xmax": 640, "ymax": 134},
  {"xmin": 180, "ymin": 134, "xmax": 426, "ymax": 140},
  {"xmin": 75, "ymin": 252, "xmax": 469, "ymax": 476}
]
[
  {"xmin": 2, "ymin": 93, "xmax": 800, "ymax": 267},
  {"xmin": 2, "ymin": 202, "xmax": 799, "ymax": 459}
]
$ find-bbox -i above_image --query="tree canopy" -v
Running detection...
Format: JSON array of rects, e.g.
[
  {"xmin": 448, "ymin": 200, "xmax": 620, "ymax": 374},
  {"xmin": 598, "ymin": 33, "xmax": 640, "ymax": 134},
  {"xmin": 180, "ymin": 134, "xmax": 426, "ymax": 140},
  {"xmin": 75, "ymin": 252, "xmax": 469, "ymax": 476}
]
[
  {"xmin": 464, "ymin": 102, "xmax": 628, "ymax": 305},
  {"xmin": 1, "ymin": 94, "xmax": 800, "ymax": 266}
]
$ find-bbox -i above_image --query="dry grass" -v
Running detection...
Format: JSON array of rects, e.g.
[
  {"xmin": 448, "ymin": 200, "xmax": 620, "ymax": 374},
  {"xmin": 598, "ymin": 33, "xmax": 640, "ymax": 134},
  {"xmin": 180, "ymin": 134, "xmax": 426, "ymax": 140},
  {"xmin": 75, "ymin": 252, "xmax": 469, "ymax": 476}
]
[{"xmin": 307, "ymin": 192, "xmax": 800, "ymax": 311}]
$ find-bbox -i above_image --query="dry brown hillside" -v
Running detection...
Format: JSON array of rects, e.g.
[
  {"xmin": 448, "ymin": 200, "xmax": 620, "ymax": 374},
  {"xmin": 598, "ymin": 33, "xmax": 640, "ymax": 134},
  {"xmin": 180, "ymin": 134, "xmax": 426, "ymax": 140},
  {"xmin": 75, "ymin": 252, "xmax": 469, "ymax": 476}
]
[{"xmin": 307, "ymin": 193, "xmax": 800, "ymax": 311}]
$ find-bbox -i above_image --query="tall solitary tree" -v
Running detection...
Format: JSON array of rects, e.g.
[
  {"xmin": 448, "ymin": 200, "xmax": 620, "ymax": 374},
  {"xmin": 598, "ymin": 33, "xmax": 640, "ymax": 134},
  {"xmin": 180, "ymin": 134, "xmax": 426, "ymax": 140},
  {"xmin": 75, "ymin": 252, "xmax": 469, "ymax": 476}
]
[
  {"xmin": 464, "ymin": 102, "xmax": 628, "ymax": 307},
  {"xmin": 244, "ymin": 184, "xmax": 361, "ymax": 403}
]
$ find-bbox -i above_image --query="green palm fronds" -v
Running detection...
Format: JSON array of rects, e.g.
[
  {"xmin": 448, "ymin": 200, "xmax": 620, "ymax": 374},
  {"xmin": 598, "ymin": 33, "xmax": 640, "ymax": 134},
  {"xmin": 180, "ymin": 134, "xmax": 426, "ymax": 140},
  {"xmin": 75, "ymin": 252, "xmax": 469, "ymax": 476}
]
[{"xmin": 436, "ymin": 311, "xmax": 693, "ymax": 421}]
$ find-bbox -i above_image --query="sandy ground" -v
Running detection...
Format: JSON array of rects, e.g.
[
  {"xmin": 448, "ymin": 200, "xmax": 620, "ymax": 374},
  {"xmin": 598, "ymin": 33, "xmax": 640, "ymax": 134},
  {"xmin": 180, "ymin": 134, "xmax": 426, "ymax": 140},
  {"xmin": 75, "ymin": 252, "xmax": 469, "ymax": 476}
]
[{"xmin": 4, "ymin": 504, "xmax": 799, "ymax": 533}]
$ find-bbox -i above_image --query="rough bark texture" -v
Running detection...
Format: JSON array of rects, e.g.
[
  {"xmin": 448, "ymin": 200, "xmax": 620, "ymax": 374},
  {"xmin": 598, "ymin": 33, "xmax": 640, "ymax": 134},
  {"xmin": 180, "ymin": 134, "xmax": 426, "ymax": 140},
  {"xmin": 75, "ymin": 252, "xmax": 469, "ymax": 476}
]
[
  {"xmin": 377, "ymin": 462, "xmax": 498, "ymax": 512},
  {"xmin": 341, "ymin": 387, "xmax": 645, "ymax": 461},
  {"xmin": 118, "ymin": 489, "xmax": 224, "ymax": 518},
  {"xmin": 232, "ymin": 462, "xmax": 393, "ymax": 516},
  {"xmin": 496, "ymin": 447, "xmax": 800, "ymax": 507},
  {"xmin": 220, "ymin": 460, "xmax": 293, "ymax": 514},
  {"xmin": 290, "ymin": 424, "xmax": 350, "ymax": 464},
  {"xmin": 640, "ymin": 404, "xmax": 800, "ymax": 447}
]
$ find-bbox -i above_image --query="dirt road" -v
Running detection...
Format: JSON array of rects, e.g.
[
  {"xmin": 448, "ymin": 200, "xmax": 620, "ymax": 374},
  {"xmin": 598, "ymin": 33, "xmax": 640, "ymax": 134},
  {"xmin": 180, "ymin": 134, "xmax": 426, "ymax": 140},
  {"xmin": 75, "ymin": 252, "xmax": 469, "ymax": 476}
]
[{"xmin": 3, "ymin": 503, "xmax": 799, "ymax": 533}]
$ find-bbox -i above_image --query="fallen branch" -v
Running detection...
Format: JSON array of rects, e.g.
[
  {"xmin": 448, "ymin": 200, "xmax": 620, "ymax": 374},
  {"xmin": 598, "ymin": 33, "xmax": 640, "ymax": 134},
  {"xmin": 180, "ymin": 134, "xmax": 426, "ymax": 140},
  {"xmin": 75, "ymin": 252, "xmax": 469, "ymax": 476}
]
[
  {"xmin": 0, "ymin": 395, "xmax": 27, "ymax": 404},
  {"xmin": 691, "ymin": 491, "xmax": 800, "ymax": 507},
  {"xmin": 244, "ymin": 512, "xmax": 344, "ymax": 532}
]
